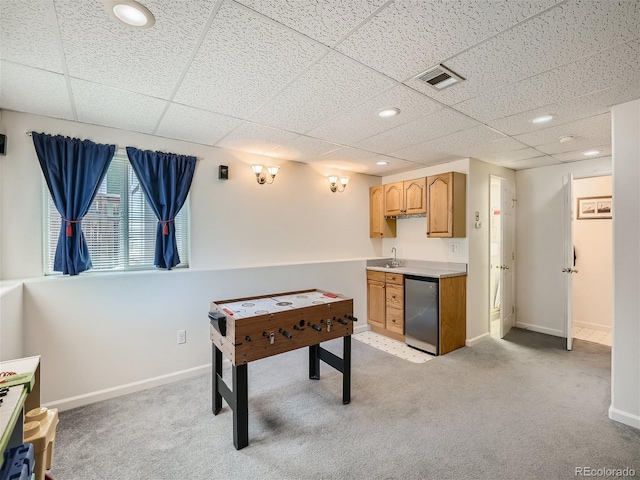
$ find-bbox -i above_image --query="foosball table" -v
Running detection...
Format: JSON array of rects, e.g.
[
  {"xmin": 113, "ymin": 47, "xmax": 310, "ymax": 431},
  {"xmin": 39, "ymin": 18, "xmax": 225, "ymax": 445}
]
[{"xmin": 208, "ymin": 289, "xmax": 356, "ymax": 450}]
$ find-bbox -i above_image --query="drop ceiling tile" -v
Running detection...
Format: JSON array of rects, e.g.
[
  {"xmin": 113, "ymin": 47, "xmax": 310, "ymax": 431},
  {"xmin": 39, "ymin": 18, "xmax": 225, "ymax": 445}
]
[
  {"xmin": 390, "ymin": 125, "xmax": 507, "ymax": 162},
  {"xmin": 55, "ymin": 0, "xmax": 218, "ymax": 99},
  {"xmin": 456, "ymin": 39, "xmax": 640, "ymax": 122},
  {"xmin": 71, "ymin": 79, "xmax": 166, "ymax": 134},
  {"xmin": 233, "ymin": 0, "xmax": 388, "ymax": 46},
  {"xmin": 316, "ymin": 147, "xmax": 378, "ymax": 163},
  {"xmin": 404, "ymin": 0, "xmax": 640, "ymax": 105},
  {"xmin": 0, "ymin": 62, "xmax": 73, "ymax": 120},
  {"xmin": 552, "ymin": 145, "xmax": 611, "ymax": 162},
  {"xmin": 215, "ymin": 122, "xmax": 299, "ymax": 155},
  {"xmin": 355, "ymin": 108, "xmax": 479, "ymax": 155},
  {"xmin": 335, "ymin": 0, "xmax": 558, "ymax": 81},
  {"xmin": 497, "ymin": 156, "xmax": 562, "ymax": 170},
  {"xmin": 307, "ymin": 85, "xmax": 443, "ymax": 145},
  {"xmin": 268, "ymin": 136, "xmax": 342, "ymax": 161},
  {"xmin": 308, "ymin": 155, "xmax": 422, "ymax": 177},
  {"xmin": 486, "ymin": 85, "xmax": 639, "ymax": 136},
  {"xmin": 478, "ymin": 147, "xmax": 547, "ymax": 163},
  {"xmin": 454, "ymin": 138, "xmax": 529, "ymax": 158},
  {"xmin": 155, "ymin": 103, "xmax": 242, "ymax": 146},
  {"xmin": 0, "ymin": 0, "xmax": 63, "ymax": 73},
  {"xmin": 174, "ymin": 1, "xmax": 326, "ymax": 118},
  {"xmin": 515, "ymin": 113, "xmax": 611, "ymax": 154},
  {"xmin": 250, "ymin": 51, "xmax": 395, "ymax": 134}
]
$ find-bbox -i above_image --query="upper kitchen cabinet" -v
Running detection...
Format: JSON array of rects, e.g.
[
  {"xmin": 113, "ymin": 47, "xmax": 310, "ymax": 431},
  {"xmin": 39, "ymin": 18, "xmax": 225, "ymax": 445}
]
[
  {"xmin": 426, "ymin": 172, "xmax": 466, "ymax": 238},
  {"xmin": 370, "ymin": 185, "xmax": 396, "ymax": 238},
  {"xmin": 383, "ymin": 178, "xmax": 427, "ymax": 217}
]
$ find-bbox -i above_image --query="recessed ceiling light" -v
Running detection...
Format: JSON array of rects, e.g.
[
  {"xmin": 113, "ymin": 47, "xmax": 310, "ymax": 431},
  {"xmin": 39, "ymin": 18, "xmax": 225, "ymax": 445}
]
[
  {"xmin": 376, "ymin": 160, "xmax": 389, "ymax": 165},
  {"xmin": 583, "ymin": 150, "xmax": 600, "ymax": 156},
  {"xmin": 378, "ymin": 107, "xmax": 400, "ymax": 118},
  {"xmin": 559, "ymin": 135, "xmax": 575, "ymax": 143},
  {"xmin": 104, "ymin": 0, "xmax": 155, "ymax": 28},
  {"xmin": 532, "ymin": 114, "xmax": 554, "ymax": 124}
]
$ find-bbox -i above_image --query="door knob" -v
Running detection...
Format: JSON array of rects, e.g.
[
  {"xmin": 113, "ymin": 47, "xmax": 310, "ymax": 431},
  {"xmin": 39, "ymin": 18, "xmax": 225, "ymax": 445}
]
[
  {"xmin": 571, "ymin": 268, "xmax": 578, "ymax": 273},
  {"xmin": 562, "ymin": 267, "xmax": 568, "ymax": 273}
]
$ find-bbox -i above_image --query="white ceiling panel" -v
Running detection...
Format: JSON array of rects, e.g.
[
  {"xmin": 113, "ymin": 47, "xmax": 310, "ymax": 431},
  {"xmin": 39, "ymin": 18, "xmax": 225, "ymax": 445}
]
[
  {"xmin": 356, "ymin": 108, "xmax": 479, "ymax": 155},
  {"xmin": 456, "ymin": 39, "xmax": 640, "ymax": 122},
  {"xmin": 496, "ymin": 156, "xmax": 562, "ymax": 170},
  {"xmin": 0, "ymin": 62, "xmax": 73, "ymax": 120},
  {"xmin": 454, "ymin": 137, "xmax": 529, "ymax": 159},
  {"xmin": 308, "ymin": 155, "xmax": 423, "ymax": 177},
  {"xmin": 0, "ymin": 0, "xmax": 63, "ymax": 73},
  {"xmin": 404, "ymin": 0, "xmax": 640, "ymax": 106},
  {"xmin": 71, "ymin": 79, "xmax": 166, "ymax": 134},
  {"xmin": 335, "ymin": 0, "xmax": 559, "ymax": 81},
  {"xmin": 215, "ymin": 122, "xmax": 298, "ymax": 155},
  {"xmin": 389, "ymin": 125, "xmax": 505, "ymax": 162},
  {"xmin": 486, "ymin": 85, "xmax": 639, "ymax": 136},
  {"xmin": 250, "ymin": 51, "xmax": 395, "ymax": 134},
  {"xmin": 268, "ymin": 135, "xmax": 342, "ymax": 161},
  {"xmin": 316, "ymin": 147, "xmax": 378, "ymax": 163},
  {"xmin": 174, "ymin": 1, "xmax": 326, "ymax": 118},
  {"xmin": 515, "ymin": 113, "xmax": 611, "ymax": 154},
  {"xmin": 155, "ymin": 103, "xmax": 242, "ymax": 146},
  {"xmin": 233, "ymin": 0, "xmax": 388, "ymax": 46},
  {"xmin": 552, "ymin": 145, "xmax": 612, "ymax": 162},
  {"xmin": 55, "ymin": 0, "xmax": 217, "ymax": 99},
  {"xmin": 478, "ymin": 147, "xmax": 547, "ymax": 163},
  {"xmin": 307, "ymin": 85, "xmax": 443, "ymax": 145}
]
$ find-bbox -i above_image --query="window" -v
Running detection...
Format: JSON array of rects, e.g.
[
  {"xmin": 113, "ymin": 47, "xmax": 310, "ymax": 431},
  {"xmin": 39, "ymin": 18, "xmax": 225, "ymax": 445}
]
[{"xmin": 44, "ymin": 152, "xmax": 189, "ymax": 275}]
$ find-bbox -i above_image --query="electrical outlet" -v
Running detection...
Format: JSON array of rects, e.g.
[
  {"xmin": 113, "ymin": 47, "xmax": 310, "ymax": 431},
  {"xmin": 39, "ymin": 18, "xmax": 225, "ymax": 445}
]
[
  {"xmin": 177, "ymin": 329, "xmax": 186, "ymax": 344},
  {"xmin": 451, "ymin": 242, "xmax": 460, "ymax": 253}
]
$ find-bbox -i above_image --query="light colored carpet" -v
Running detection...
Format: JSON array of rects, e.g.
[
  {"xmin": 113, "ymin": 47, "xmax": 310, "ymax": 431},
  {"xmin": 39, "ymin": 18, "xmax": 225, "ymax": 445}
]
[{"xmin": 50, "ymin": 329, "xmax": 639, "ymax": 480}]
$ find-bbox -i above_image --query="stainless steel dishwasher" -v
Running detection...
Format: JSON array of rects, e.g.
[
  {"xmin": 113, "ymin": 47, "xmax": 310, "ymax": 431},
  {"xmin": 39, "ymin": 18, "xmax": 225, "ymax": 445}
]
[{"xmin": 405, "ymin": 275, "xmax": 439, "ymax": 355}]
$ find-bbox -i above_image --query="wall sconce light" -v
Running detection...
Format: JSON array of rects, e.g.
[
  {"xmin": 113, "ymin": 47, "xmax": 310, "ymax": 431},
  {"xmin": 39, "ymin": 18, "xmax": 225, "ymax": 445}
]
[
  {"xmin": 328, "ymin": 175, "xmax": 350, "ymax": 193},
  {"xmin": 251, "ymin": 165, "xmax": 279, "ymax": 185}
]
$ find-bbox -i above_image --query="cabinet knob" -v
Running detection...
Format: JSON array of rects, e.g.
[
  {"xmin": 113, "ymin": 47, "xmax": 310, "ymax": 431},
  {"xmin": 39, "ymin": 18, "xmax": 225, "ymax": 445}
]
[
  {"xmin": 392, "ymin": 295, "xmax": 396, "ymax": 299},
  {"xmin": 392, "ymin": 319, "xmax": 396, "ymax": 323}
]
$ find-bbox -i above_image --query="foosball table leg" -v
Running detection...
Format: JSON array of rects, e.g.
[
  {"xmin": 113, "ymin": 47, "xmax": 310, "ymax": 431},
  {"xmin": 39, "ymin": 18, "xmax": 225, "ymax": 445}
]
[
  {"xmin": 309, "ymin": 344, "xmax": 320, "ymax": 380},
  {"xmin": 343, "ymin": 335, "xmax": 351, "ymax": 405},
  {"xmin": 232, "ymin": 364, "xmax": 249, "ymax": 450},
  {"xmin": 212, "ymin": 344, "xmax": 222, "ymax": 414}
]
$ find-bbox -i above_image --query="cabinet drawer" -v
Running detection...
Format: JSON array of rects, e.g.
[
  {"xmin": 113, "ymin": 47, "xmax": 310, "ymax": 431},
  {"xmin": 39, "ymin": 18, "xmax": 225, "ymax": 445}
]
[
  {"xmin": 386, "ymin": 307, "xmax": 404, "ymax": 334},
  {"xmin": 385, "ymin": 272, "xmax": 403, "ymax": 285},
  {"xmin": 367, "ymin": 270, "xmax": 386, "ymax": 282},
  {"xmin": 386, "ymin": 284, "xmax": 404, "ymax": 309}
]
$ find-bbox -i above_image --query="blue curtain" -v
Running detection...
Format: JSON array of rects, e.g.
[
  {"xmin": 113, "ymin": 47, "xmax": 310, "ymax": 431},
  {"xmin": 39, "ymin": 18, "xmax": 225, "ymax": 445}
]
[
  {"xmin": 126, "ymin": 147, "xmax": 196, "ymax": 270},
  {"xmin": 32, "ymin": 133, "xmax": 115, "ymax": 276}
]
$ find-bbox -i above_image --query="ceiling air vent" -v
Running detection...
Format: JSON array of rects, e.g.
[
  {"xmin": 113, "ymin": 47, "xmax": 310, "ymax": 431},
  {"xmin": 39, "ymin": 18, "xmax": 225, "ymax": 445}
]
[{"xmin": 415, "ymin": 64, "xmax": 464, "ymax": 90}]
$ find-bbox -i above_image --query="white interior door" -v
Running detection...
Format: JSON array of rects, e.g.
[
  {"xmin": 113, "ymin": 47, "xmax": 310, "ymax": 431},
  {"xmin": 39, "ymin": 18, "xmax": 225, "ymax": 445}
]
[
  {"xmin": 563, "ymin": 174, "xmax": 575, "ymax": 350},
  {"xmin": 500, "ymin": 179, "xmax": 516, "ymax": 338}
]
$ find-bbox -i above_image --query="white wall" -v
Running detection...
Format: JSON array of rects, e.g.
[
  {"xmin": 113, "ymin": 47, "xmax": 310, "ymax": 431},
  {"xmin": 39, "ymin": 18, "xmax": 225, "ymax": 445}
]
[
  {"xmin": 0, "ymin": 282, "xmax": 23, "ymax": 361},
  {"xmin": 0, "ymin": 110, "xmax": 379, "ymax": 407},
  {"xmin": 515, "ymin": 157, "xmax": 612, "ymax": 337},
  {"xmin": 572, "ymin": 176, "xmax": 612, "ymax": 331},
  {"xmin": 610, "ymin": 99, "xmax": 640, "ymax": 429}
]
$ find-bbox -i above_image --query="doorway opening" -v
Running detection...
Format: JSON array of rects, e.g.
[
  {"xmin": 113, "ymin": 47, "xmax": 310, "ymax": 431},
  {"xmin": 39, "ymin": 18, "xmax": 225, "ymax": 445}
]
[
  {"xmin": 571, "ymin": 175, "xmax": 612, "ymax": 347},
  {"xmin": 489, "ymin": 177, "xmax": 502, "ymax": 336}
]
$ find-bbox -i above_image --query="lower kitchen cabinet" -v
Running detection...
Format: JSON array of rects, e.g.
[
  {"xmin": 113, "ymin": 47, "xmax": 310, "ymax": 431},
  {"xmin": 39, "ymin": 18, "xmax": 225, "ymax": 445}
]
[{"xmin": 366, "ymin": 270, "xmax": 405, "ymax": 342}]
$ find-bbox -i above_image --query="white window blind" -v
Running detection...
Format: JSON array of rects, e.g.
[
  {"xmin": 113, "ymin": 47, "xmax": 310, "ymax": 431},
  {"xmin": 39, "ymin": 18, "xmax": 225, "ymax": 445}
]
[{"xmin": 44, "ymin": 152, "xmax": 189, "ymax": 275}]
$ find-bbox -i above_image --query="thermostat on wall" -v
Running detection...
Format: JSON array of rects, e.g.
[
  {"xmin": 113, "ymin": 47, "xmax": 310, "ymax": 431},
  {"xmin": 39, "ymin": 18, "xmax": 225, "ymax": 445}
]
[{"xmin": 219, "ymin": 165, "xmax": 228, "ymax": 180}]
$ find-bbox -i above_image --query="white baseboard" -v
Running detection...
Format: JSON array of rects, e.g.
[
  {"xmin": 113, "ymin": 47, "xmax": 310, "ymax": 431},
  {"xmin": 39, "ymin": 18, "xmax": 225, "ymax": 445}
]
[
  {"xmin": 609, "ymin": 405, "xmax": 640, "ymax": 429},
  {"xmin": 515, "ymin": 322, "xmax": 564, "ymax": 338},
  {"xmin": 354, "ymin": 324, "xmax": 370, "ymax": 334},
  {"xmin": 466, "ymin": 332, "xmax": 490, "ymax": 346},
  {"xmin": 44, "ymin": 364, "xmax": 212, "ymax": 412},
  {"xmin": 573, "ymin": 321, "xmax": 611, "ymax": 333}
]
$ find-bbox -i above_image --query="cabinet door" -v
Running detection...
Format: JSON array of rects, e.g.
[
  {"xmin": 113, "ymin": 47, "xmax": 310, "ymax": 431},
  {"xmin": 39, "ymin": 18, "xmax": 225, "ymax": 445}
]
[
  {"xmin": 427, "ymin": 173, "xmax": 453, "ymax": 237},
  {"xmin": 367, "ymin": 280, "xmax": 386, "ymax": 328},
  {"xmin": 384, "ymin": 182, "xmax": 404, "ymax": 216},
  {"xmin": 386, "ymin": 307, "xmax": 404, "ymax": 335},
  {"xmin": 369, "ymin": 186, "xmax": 396, "ymax": 238},
  {"xmin": 404, "ymin": 178, "xmax": 426, "ymax": 215},
  {"xmin": 386, "ymin": 284, "xmax": 404, "ymax": 310}
]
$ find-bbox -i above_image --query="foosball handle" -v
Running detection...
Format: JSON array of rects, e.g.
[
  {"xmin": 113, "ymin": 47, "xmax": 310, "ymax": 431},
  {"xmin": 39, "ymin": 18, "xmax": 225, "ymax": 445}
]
[
  {"xmin": 335, "ymin": 316, "xmax": 348, "ymax": 326},
  {"xmin": 345, "ymin": 314, "xmax": 358, "ymax": 322},
  {"xmin": 279, "ymin": 328, "xmax": 292, "ymax": 339}
]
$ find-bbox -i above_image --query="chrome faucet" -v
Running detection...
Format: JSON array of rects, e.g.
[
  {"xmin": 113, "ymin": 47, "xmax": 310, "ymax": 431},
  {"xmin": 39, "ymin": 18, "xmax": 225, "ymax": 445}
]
[{"xmin": 390, "ymin": 247, "xmax": 399, "ymax": 267}]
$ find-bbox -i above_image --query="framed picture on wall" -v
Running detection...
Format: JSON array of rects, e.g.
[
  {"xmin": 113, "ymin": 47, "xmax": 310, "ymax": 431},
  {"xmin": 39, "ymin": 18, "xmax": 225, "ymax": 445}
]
[{"xmin": 577, "ymin": 196, "xmax": 612, "ymax": 219}]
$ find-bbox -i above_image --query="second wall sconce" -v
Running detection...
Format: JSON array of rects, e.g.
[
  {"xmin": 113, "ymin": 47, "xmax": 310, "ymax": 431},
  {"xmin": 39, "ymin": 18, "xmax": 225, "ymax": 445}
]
[
  {"xmin": 251, "ymin": 165, "xmax": 279, "ymax": 185},
  {"xmin": 328, "ymin": 175, "xmax": 350, "ymax": 193}
]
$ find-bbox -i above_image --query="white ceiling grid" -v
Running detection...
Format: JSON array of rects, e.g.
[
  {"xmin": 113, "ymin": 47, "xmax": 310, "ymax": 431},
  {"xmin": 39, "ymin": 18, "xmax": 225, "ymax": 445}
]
[{"xmin": 0, "ymin": 0, "xmax": 638, "ymax": 174}]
